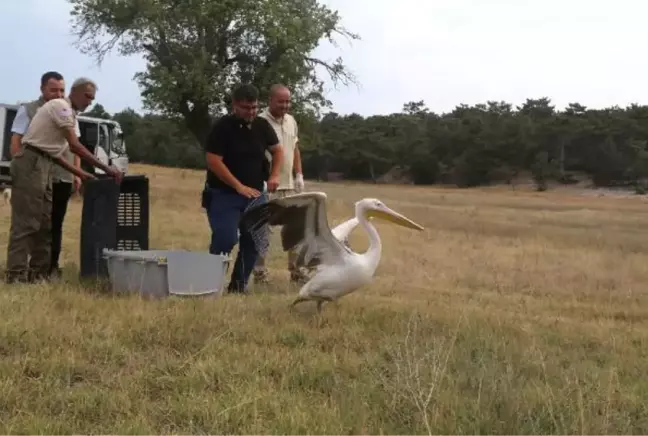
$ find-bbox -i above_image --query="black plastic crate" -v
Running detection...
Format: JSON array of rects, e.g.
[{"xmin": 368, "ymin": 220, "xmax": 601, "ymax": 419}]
[
  {"xmin": 79, "ymin": 177, "xmax": 119, "ymax": 278},
  {"xmin": 79, "ymin": 174, "xmax": 150, "ymax": 279},
  {"xmin": 116, "ymin": 175, "xmax": 149, "ymax": 251}
]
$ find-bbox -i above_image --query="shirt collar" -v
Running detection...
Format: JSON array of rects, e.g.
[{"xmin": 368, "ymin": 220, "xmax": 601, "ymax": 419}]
[
  {"xmin": 229, "ymin": 113, "xmax": 252, "ymax": 129},
  {"xmin": 64, "ymin": 97, "xmax": 80, "ymax": 115},
  {"xmin": 263, "ymin": 107, "xmax": 285, "ymax": 124}
]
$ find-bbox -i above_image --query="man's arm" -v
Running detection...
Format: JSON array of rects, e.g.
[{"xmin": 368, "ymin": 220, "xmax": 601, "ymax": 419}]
[
  {"xmin": 262, "ymin": 119, "xmax": 283, "ymax": 179},
  {"xmin": 10, "ymin": 135, "xmax": 23, "ymax": 159},
  {"xmin": 9, "ymin": 106, "xmax": 30, "ymax": 157},
  {"xmin": 269, "ymin": 143, "xmax": 284, "ymax": 179},
  {"xmin": 63, "ymin": 127, "xmax": 114, "ymax": 175},
  {"xmin": 206, "ymin": 153, "xmax": 246, "ymax": 192},
  {"xmin": 54, "ymin": 154, "xmax": 95, "ymax": 180},
  {"xmin": 292, "ymin": 140, "xmax": 304, "ymax": 192},
  {"xmin": 72, "ymin": 119, "xmax": 82, "ymax": 190},
  {"xmin": 293, "ymin": 141, "xmax": 303, "ymax": 175},
  {"xmin": 73, "ymin": 119, "xmax": 81, "ymax": 169},
  {"xmin": 47, "ymin": 101, "xmax": 119, "ymax": 177},
  {"xmin": 293, "ymin": 121, "xmax": 302, "ymax": 176}
]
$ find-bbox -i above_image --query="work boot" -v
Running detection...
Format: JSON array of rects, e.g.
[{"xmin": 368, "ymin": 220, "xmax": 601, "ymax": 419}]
[
  {"xmin": 29, "ymin": 268, "xmax": 52, "ymax": 283},
  {"xmin": 49, "ymin": 267, "xmax": 63, "ymax": 280},
  {"xmin": 4, "ymin": 270, "xmax": 30, "ymax": 285},
  {"xmin": 253, "ymin": 269, "xmax": 269, "ymax": 285},
  {"xmin": 227, "ymin": 280, "xmax": 249, "ymax": 295}
]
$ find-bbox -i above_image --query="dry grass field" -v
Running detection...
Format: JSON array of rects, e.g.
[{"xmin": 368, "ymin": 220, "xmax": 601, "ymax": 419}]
[{"xmin": 0, "ymin": 163, "xmax": 648, "ymax": 434}]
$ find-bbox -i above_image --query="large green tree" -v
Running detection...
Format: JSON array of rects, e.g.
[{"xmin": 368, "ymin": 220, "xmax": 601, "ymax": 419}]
[{"xmin": 68, "ymin": 0, "xmax": 359, "ymax": 143}]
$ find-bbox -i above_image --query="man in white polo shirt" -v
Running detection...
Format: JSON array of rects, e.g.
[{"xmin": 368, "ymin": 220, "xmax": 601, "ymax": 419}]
[{"xmin": 253, "ymin": 84, "xmax": 307, "ymax": 285}]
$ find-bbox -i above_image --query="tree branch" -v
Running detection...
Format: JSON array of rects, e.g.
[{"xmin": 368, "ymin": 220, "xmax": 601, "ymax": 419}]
[{"xmin": 305, "ymin": 56, "xmax": 356, "ymax": 88}]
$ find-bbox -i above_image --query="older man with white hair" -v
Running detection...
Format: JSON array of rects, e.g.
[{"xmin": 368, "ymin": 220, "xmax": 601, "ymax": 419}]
[
  {"xmin": 5, "ymin": 76, "xmax": 123, "ymax": 284},
  {"xmin": 48, "ymin": 78, "xmax": 93, "ymax": 277}
]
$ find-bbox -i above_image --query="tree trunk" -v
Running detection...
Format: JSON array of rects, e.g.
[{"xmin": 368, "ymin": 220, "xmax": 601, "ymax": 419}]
[
  {"xmin": 184, "ymin": 105, "xmax": 213, "ymax": 146},
  {"xmin": 368, "ymin": 161, "xmax": 376, "ymax": 182}
]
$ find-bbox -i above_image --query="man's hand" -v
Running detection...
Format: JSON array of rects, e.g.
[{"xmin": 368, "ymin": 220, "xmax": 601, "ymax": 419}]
[
  {"xmin": 79, "ymin": 170, "xmax": 97, "ymax": 182},
  {"xmin": 73, "ymin": 176, "xmax": 81, "ymax": 194},
  {"xmin": 105, "ymin": 165, "xmax": 123, "ymax": 184},
  {"xmin": 10, "ymin": 135, "xmax": 23, "ymax": 158},
  {"xmin": 236, "ymin": 184, "xmax": 261, "ymax": 199},
  {"xmin": 267, "ymin": 175, "xmax": 280, "ymax": 193},
  {"xmin": 54, "ymin": 154, "xmax": 97, "ymax": 185},
  {"xmin": 77, "ymin": 171, "xmax": 97, "ymax": 197},
  {"xmin": 294, "ymin": 173, "xmax": 304, "ymax": 193}
]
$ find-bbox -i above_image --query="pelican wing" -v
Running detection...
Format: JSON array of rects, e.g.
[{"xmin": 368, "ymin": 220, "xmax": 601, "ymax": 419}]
[{"xmin": 242, "ymin": 192, "xmax": 351, "ymax": 267}]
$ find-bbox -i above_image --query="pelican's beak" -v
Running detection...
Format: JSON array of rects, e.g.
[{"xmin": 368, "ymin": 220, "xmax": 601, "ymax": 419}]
[{"xmin": 367, "ymin": 206, "xmax": 424, "ymax": 231}]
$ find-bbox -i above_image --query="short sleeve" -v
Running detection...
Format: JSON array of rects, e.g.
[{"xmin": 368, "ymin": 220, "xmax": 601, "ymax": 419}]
[
  {"xmin": 205, "ymin": 117, "xmax": 227, "ymax": 156},
  {"xmin": 293, "ymin": 117, "xmax": 299, "ymax": 143},
  {"xmin": 74, "ymin": 119, "xmax": 81, "ymax": 138},
  {"xmin": 10, "ymin": 105, "xmax": 30, "ymax": 135},
  {"xmin": 46, "ymin": 99, "xmax": 76, "ymax": 129},
  {"xmin": 261, "ymin": 119, "xmax": 279, "ymax": 150}
]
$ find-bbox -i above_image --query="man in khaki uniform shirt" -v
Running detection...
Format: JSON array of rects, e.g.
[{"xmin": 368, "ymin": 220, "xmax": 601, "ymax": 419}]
[
  {"xmin": 10, "ymin": 71, "xmax": 83, "ymax": 278},
  {"xmin": 5, "ymin": 77, "xmax": 123, "ymax": 284},
  {"xmin": 253, "ymin": 84, "xmax": 306, "ymax": 284}
]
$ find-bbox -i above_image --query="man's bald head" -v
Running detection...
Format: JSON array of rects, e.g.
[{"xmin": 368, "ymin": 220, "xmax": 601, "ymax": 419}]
[{"xmin": 268, "ymin": 84, "xmax": 291, "ymax": 118}]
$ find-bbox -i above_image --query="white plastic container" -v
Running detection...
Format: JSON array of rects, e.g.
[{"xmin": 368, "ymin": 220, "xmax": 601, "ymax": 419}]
[{"xmin": 102, "ymin": 249, "xmax": 231, "ymax": 299}]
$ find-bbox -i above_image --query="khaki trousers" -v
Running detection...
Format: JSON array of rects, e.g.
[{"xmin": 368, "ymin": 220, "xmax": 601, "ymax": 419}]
[{"xmin": 5, "ymin": 146, "xmax": 55, "ymax": 283}]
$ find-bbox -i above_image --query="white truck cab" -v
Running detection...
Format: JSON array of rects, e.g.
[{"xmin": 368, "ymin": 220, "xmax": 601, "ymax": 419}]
[{"xmin": 0, "ymin": 102, "xmax": 129, "ymax": 185}]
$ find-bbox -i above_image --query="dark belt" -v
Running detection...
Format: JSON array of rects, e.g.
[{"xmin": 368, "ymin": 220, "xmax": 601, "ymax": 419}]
[
  {"xmin": 24, "ymin": 144, "xmax": 52, "ymax": 160},
  {"xmin": 23, "ymin": 144, "xmax": 68, "ymax": 173}
]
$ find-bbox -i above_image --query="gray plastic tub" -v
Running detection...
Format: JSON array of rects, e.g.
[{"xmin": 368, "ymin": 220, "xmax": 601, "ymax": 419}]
[{"xmin": 102, "ymin": 249, "xmax": 232, "ymax": 299}]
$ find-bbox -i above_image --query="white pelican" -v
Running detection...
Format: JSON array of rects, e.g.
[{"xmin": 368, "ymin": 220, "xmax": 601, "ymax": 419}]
[{"xmin": 241, "ymin": 192, "xmax": 424, "ymax": 311}]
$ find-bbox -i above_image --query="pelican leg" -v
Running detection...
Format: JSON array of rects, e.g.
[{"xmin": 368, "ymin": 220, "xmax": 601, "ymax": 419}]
[
  {"xmin": 290, "ymin": 296, "xmax": 309, "ymax": 310},
  {"xmin": 315, "ymin": 295, "xmax": 334, "ymax": 313}
]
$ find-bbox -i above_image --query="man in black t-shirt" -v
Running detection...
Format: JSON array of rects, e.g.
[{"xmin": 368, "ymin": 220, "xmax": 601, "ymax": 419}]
[{"xmin": 203, "ymin": 84, "xmax": 284, "ymax": 293}]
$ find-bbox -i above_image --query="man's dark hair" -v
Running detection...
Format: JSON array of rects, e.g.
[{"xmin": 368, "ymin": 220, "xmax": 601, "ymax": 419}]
[
  {"xmin": 41, "ymin": 71, "xmax": 64, "ymax": 87},
  {"xmin": 231, "ymin": 84, "xmax": 259, "ymax": 102}
]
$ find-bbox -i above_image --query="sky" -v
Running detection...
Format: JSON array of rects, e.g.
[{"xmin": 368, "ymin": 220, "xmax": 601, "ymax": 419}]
[{"xmin": 1, "ymin": 0, "xmax": 647, "ymax": 117}]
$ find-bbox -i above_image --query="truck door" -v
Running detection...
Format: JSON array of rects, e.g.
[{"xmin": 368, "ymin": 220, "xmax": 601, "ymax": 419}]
[{"xmin": 78, "ymin": 120, "xmax": 99, "ymax": 174}]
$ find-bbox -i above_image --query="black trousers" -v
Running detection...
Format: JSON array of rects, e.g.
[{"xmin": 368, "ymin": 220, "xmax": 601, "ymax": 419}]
[{"xmin": 50, "ymin": 181, "xmax": 73, "ymax": 272}]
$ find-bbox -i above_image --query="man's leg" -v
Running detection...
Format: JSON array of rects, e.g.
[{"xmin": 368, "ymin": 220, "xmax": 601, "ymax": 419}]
[
  {"xmin": 49, "ymin": 181, "xmax": 73, "ymax": 276},
  {"xmin": 253, "ymin": 189, "xmax": 307, "ymax": 284},
  {"xmin": 274, "ymin": 189, "xmax": 308, "ymax": 283},
  {"xmin": 252, "ymin": 189, "xmax": 279, "ymax": 284},
  {"xmin": 252, "ymin": 249, "xmax": 268, "ymax": 284},
  {"xmin": 287, "ymin": 247, "xmax": 307, "ymax": 282},
  {"xmin": 206, "ymin": 189, "xmax": 240, "ymax": 256},
  {"xmin": 231, "ymin": 193, "xmax": 268, "ymax": 292},
  {"xmin": 5, "ymin": 151, "xmax": 47, "ymax": 283},
  {"xmin": 205, "ymin": 188, "xmax": 242, "ymax": 288},
  {"xmin": 29, "ymin": 161, "xmax": 55, "ymax": 282}
]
